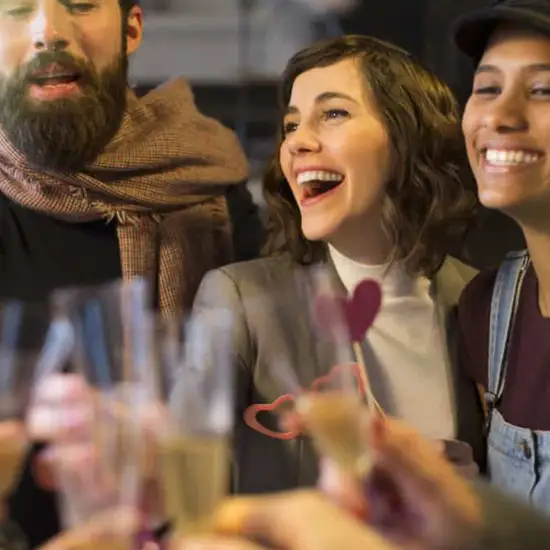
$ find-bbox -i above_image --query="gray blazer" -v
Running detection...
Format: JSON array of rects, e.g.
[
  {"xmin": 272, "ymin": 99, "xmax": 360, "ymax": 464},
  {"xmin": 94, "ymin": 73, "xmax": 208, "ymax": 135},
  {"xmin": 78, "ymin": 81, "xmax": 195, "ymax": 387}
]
[{"xmin": 172, "ymin": 254, "xmax": 485, "ymax": 495}]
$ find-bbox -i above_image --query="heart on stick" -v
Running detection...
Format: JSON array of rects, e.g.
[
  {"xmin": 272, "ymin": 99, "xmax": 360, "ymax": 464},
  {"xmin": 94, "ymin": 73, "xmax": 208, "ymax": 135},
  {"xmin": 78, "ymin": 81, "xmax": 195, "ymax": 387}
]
[{"xmin": 314, "ymin": 279, "xmax": 382, "ymax": 342}]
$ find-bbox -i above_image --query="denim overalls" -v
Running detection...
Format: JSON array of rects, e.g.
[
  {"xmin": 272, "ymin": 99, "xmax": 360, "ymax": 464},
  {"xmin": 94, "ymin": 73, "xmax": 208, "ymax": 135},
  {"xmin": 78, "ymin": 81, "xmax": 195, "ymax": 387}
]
[{"xmin": 486, "ymin": 250, "xmax": 550, "ymax": 513}]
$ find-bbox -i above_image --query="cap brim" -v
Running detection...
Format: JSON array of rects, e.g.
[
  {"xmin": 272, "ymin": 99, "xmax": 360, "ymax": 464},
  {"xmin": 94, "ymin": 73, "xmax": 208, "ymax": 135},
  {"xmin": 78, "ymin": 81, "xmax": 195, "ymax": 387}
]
[{"xmin": 452, "ymin": 6, "xmax": 550, "ymax": 61}]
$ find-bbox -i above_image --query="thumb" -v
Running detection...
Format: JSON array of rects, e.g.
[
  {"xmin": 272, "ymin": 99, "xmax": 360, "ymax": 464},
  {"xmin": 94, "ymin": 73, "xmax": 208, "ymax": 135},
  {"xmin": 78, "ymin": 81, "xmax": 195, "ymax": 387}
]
[{"xmin": 214, "ymin": 491, "xmax": 322, "ymax": 548}]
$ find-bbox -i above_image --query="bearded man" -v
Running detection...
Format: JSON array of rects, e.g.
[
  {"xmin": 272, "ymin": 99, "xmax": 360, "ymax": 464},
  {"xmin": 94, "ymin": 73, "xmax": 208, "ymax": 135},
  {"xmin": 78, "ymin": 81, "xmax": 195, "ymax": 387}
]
[{"xmin": 0, "ymin": 0, "xmax": 260, "ymax": 547}]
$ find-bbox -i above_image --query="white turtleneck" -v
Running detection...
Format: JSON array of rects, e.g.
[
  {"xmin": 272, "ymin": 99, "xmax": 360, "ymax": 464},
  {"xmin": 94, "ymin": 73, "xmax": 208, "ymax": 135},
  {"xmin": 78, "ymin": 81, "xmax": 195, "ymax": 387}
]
[{"xmin": 328, "ymin": 245, "xmax": 455, "ymax": 440}]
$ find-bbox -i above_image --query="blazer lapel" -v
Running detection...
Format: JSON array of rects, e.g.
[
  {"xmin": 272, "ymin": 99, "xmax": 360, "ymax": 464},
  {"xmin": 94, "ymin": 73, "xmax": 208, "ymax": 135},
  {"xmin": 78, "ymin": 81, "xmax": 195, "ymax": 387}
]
[{"xmin": 432, "ymin": 259, "xmax": 486, "ymax": 466}]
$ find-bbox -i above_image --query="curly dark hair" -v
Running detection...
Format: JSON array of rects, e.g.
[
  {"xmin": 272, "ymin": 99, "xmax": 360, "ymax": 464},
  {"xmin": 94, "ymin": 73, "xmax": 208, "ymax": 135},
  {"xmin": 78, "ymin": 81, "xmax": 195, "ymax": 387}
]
[{"xmin": 263, "ymin": 35, "xmax": 476, "ymax": 278}]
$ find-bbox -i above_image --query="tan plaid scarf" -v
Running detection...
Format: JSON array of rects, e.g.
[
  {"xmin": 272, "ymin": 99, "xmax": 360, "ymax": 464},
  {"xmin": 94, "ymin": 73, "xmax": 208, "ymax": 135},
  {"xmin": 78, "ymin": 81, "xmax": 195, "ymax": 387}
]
[{"xmin": 0, "ymin": 78, "xmax": 249, "ymax": 314}]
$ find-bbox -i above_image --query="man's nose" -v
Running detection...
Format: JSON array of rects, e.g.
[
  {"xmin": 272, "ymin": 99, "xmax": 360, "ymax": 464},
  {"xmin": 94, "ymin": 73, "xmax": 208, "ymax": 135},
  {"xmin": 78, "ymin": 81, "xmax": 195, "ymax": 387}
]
[{"xmin": 30, "ymin": 2, "xmax": 72, "ymax": 53}]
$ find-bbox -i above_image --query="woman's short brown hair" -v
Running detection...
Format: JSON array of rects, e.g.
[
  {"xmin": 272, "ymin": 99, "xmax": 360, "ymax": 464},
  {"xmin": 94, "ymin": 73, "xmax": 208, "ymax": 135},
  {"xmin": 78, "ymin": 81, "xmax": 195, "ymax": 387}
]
[{"xmin": 263, "ymin": 35, "xmax": 476, "ymax": 278}]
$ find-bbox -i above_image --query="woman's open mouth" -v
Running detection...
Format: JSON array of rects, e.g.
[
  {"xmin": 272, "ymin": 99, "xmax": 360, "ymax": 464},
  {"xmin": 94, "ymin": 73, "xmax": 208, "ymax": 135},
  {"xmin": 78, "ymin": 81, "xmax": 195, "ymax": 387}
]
[{"xmin": 297, "ymin": 170, "xmax": 344, "ymax": 204}]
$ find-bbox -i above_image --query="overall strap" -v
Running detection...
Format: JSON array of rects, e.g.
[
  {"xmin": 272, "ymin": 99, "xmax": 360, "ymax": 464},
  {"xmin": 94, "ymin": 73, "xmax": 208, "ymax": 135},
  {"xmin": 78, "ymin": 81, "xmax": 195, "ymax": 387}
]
[{"xmin": 487, "ymin": 250, "xmax": 530, "ymax": 412}]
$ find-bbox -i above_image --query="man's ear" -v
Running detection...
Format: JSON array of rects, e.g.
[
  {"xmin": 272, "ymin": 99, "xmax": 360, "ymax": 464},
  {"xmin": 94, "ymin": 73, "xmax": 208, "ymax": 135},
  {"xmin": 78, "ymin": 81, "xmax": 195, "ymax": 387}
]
[{"xmin": 125, "ymin": 4, "xmax": 143, "ymax": 56}]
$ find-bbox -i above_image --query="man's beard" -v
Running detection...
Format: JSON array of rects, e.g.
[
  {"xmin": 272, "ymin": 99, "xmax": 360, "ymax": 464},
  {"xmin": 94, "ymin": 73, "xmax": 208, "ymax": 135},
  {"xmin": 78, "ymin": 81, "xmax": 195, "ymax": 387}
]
[{"xmin": 0, "ymin": 50, "xmax": 128, "ymax": 172}]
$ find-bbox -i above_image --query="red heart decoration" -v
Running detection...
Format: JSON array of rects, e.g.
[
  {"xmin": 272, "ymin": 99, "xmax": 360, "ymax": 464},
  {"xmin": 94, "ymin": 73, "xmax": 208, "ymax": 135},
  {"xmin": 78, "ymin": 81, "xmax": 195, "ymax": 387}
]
[
  {"xmin": 314, "ymin": 279, "xmax": 382, "ymax": 342},
  {"xmin": 243, "ymin": 394, "xmax": 300, "ymax": 440},
  {"xmin": 310, "ymin": 363, "xmax": 367, "ymax": 398}
]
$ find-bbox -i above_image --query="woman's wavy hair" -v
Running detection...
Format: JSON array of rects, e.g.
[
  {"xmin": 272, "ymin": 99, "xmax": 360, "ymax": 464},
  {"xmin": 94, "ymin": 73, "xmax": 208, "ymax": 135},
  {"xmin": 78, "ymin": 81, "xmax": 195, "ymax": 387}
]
[
  {"xmin": 263, "ymin": 35, "xmax": 476, "ymax": 278},
  {"xmin": 120, "ymin": 0, "xmax": 137, "ymax": 11}
]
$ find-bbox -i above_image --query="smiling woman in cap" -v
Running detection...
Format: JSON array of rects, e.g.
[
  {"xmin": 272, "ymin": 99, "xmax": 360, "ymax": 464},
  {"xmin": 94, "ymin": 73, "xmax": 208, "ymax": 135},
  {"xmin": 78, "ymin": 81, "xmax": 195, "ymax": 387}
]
[{"xmin": 452, "ymin": 0, "xmax": 550, "ymax": 511}]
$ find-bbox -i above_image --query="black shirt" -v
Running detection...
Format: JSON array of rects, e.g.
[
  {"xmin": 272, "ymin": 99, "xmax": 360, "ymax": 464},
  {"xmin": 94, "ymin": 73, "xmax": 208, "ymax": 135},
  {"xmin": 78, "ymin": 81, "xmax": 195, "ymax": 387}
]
[
  {"xmin": 0, "ymin": 194, "xmax": 122, "ymax": 548},
  {"xmin": 0, "ymin": 183, "xmax": 263, "ymax": 547},
  {"xmin": 0, "ymin": 195, "xmax": 122, "ymax": 302}
]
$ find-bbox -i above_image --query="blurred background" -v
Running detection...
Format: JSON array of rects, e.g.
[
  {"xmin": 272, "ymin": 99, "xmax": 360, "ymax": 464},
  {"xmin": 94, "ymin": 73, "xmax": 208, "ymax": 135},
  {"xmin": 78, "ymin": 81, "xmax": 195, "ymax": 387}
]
[{"xmin": 129, "ymin": 0, "xmax": 525, "ymax": 269}]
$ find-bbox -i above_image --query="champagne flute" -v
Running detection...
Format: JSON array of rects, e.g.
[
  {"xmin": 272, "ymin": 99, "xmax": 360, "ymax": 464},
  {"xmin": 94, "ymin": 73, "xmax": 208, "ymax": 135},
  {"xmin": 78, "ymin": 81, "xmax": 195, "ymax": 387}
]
[
  {"xmin": 0, "ymin": 300, "xmax": 53, "ymax": 497},
  {"xmin": 50, "ymin": 280, "xmax": 151, "ymax": 549},
  {"xmin": 155, "ymin": 307, "xmax": 235, "ymax": 537},
  {"xmin": 0, "ymin": 300, "xmax": 54, "ymax": 550},
  {"xmin": 269, "ymin": 266, "xmax": 373, "ymax": 477}
]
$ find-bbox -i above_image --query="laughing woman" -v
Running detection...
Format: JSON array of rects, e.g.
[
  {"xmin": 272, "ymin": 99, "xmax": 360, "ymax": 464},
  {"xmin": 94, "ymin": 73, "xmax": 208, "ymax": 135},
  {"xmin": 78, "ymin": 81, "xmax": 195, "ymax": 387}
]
[
  {"xmin": 173, "ymin": 35, "xmax": 485, "ymax": 495},
  {"xmin": 453, "ymin": 0, "xmax": 550, "ymax": 511}
]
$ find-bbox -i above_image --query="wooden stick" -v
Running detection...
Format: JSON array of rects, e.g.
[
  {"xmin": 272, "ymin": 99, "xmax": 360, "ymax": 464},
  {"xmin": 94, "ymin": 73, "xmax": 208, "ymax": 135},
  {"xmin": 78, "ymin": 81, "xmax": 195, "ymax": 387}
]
[{"xmin": 352, "ymin": 341, "xmax": 383, "ymax": 416}]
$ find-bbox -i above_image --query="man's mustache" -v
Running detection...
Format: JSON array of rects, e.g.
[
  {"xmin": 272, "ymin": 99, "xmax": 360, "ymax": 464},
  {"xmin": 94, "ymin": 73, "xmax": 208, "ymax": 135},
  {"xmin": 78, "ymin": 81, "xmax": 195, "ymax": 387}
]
[{"xmin": 20, "ymin": 52, "xmax": 93, "ymax": 84}]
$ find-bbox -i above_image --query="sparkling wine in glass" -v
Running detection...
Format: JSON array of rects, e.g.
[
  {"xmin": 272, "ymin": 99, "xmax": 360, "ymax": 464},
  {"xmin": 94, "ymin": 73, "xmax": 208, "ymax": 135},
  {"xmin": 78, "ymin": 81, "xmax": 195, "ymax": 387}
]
[{"xmin": 159, "ymin": 308, "xmax": 235, "ymax": 536}]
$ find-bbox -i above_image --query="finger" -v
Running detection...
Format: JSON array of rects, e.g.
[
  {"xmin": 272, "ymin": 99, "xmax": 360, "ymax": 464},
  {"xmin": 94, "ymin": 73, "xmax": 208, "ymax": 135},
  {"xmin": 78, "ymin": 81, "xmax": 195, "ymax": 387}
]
[
  {"xmin": 33, "ymin": 374, "xmax": 89, "ymax": 406},
  {"xmin": 279, "ymin": 411, "xmax": 302, "ymax": 434},
  {"xmin": 39, "ymin": 507, "xmax": 138, "ymax": 550},
  {"xmin": 317, "ymin": 458, "xmax": 367, "ymax": 519},
  {"xmin": 442, "ymin": 440, "xmax": 479, "ymax": 479},
  {"xmin": 442, "ymin": 439, "xmax": 474, "ymax": 464},
  {"xmin": 29, "ymin": 375, "xmax": 93, "ymax": 441},
  {"xmin": 453, "ymin": 461, "xmax": 480, "ymax": 480},
  {"xmin": 213, "ymin": 495, "xmax": 263, "ymax": 534},
  {"xmin": 230, "ymin": 492, "xmax": 319, "ymax": 548},
  {"xmin": 28, "ymin": 402, "xmax": 93, "ymax": 442},
  {"xmin": 214, "ymin": 491, "xmax": 396, "ymax": 550},
  {"xmin": 215, "ymin": 490, "xmax": 340, "ymax": 547},
  {"xmin": 178, "ymin": 536, "xmax": 266, "ymax": 550},
  {"xmin": 49, "ymin": 441, "xmax": 109, "ymax": 497}
]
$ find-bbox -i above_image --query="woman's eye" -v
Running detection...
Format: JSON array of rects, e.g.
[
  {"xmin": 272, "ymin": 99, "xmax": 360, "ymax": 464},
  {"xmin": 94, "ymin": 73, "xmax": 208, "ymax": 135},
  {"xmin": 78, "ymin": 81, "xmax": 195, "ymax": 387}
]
[
  {"xmin": 473, "ymin": 86, "xmax": 500, "ymax": 96},
  {"xmin": 531, "ymin": 87, "xmax": 550, "ymax": 96},
  {"xmin": 323, "ymin": 108, "xmax": 349, "ymax": 120},
  {"xmin": 283, "ymin": 121, "xmax": 298, "ymax": 134}
]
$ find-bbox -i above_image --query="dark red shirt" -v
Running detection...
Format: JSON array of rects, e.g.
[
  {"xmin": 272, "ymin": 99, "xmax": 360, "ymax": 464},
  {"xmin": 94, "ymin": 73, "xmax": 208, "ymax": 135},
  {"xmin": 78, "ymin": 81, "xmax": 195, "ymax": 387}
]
[{"xmin": 458, "ymin": 264, "xmax": 550, "ymax": 430}]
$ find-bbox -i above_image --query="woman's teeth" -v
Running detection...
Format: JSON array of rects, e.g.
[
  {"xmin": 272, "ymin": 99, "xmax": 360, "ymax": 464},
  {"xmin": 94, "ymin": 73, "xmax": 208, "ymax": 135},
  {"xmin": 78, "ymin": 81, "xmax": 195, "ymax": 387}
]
[
  {"xmin": 484, "ymin": 149, "xmax": 541, "ymax": 166},
  {"xmin": 297, "ymin": 170, "xmax": 344, "ymax": 185}
]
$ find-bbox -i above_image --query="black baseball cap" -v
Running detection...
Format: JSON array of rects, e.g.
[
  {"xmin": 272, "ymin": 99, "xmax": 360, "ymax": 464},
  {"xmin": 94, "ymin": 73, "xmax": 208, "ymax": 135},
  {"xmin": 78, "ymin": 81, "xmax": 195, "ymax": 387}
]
[{"xmin": 452, "ymin": 0, "xmax": 550, "ymax": 61}]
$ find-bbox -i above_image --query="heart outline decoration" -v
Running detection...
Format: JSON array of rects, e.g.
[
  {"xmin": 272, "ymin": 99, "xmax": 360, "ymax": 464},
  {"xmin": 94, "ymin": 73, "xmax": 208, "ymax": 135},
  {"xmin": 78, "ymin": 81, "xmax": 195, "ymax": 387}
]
[
  {"xmin": 243, "ymin": 394, "xmax": 300, "ymax": 440},
  {"xmin": 243, "ymin": 363, "xmax": 366, "ymax": 440}
]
